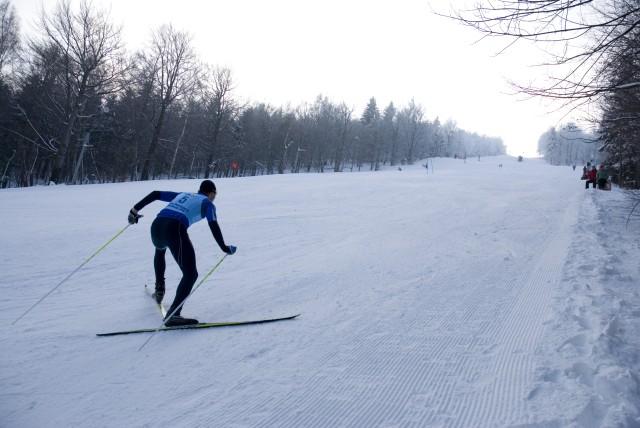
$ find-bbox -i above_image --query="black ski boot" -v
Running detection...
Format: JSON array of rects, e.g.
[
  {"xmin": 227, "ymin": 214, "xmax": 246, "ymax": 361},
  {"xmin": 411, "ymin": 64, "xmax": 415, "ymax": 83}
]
[
  {"xmin": 164, "ymin": 314, "xmax": 199, "ymax": 327},
  {"xmin": 153, "ymin": 279, "xmax": 165, "ymax": 304}
]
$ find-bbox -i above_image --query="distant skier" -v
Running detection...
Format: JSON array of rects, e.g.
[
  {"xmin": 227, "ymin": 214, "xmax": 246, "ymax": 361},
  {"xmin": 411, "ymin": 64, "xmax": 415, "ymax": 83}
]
[{"xmin": 127, "ymin": 180, "xmax": 236, "ymax": 326}]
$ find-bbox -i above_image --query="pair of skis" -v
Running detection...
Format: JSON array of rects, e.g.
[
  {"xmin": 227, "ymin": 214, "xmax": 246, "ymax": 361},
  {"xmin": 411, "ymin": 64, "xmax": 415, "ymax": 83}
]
[{"xmin": 96, "ymin": 286, "xmax": 299, "ymax": 337}]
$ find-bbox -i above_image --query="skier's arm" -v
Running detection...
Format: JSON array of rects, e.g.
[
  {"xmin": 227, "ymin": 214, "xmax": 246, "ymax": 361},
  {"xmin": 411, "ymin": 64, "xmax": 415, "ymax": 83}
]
[
  {"xmin": 208, "ymin": 220, "xmax": 235, "ymax": 254},
  {"xmin": 132, "ymin": 191, "xmax": 162, "ymax": 212},
  {"xmin": 128, "ymin": 191, "xmax": 166, "ymax": 224},
  {"xmin": 203, "ymin": 199, "xmax": 235, "ymax": 254}
]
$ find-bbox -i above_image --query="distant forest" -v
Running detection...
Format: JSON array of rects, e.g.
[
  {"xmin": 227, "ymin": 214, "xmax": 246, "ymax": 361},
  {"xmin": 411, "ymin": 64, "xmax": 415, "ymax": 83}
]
[
  {"xmin": 536, "ymin": 124, "xmax": 600, "ymax": 168},
  {"xmin": 0, "ymin": 0, "xmax": 506, "ymax": 188}
]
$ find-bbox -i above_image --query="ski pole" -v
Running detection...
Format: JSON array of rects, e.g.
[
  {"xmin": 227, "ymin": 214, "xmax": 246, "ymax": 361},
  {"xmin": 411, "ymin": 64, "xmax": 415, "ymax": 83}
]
[
  {"xmin": 138, "ymin": 253, "xmax": 228, "ymax": 351},
  {"xmin": 11, "ymin": 223, "xmax": 133, "ymax": 325}
]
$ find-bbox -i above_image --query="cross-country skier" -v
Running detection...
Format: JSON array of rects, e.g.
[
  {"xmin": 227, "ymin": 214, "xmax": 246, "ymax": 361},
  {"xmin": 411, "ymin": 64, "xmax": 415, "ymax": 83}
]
[{"xmin": 128, "ymin": 180, "xmax": 236, "ymax": 326}]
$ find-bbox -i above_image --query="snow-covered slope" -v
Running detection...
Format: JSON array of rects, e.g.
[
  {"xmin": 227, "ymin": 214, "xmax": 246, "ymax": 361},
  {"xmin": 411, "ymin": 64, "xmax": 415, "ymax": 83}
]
[{"xmin": 1, "ymin": 156, "xmax": 638, "ymax": 427}]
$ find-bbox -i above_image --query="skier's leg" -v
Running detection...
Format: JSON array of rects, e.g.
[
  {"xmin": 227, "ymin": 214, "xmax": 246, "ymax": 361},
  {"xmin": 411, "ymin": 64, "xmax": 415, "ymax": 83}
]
[
  {"xmin": 150, "ymin": 218, "xmax": 169, "ymax": 302},
  {"xmin": 166, "ymin": 225, "xmax": 198, "ymax": 316}
]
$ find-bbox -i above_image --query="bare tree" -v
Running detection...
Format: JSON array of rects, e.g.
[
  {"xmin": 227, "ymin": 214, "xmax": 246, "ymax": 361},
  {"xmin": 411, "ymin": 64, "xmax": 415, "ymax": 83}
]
[
  {"xmin": 399, "ymin": 98, "xmax": 425, "ymax": 164},
  {"xmin": 333, "ymin": 102, "xmax": 353, "ymax": 172},
  {"xmin": 34, "ymin": 0, "xmax": 126, "ymax": 184},
  {"xmin": 0, "ymin": 0, "xmax": 19, "ymax": 77},
  {"xmin": 138, "ymin": 24, "xmax": 201, "ymax": 181},
  {"xmin": 168, "ymin": 113, "xmax": 189, "ymax": 179},
  {"xmin": 202, "ymin": 65, "xmax": 236, "ymax": 178},
  {"xmin": 442, "ymin": 1, "xmax": 640, "ymax": 106}
]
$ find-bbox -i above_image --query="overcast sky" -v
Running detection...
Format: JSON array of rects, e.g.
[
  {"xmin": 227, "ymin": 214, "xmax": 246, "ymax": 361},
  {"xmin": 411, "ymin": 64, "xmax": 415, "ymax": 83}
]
[{"xmin": 13, "ymin": 0, "xmax": 577, "ymax": 157}]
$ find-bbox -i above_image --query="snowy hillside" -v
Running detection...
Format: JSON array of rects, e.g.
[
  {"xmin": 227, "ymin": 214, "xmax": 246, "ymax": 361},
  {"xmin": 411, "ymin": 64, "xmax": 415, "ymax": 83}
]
[{"xmin": 1, "ymin": 156, "xmax": 639, "ymax": 427}]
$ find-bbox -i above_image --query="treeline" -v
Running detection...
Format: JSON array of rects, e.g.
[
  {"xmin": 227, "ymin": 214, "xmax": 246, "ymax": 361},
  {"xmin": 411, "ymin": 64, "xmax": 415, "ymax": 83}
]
[
  {"xmin": 597, "ymin": 1, "xmax": 640, "ymax": 189},
  {"xmin": 0, "ymin": 1, "xmax": 505, "ymax": 188},
  {"xmin": 537, "ymin": 123, "xmax": 599, "ymax": 167}
]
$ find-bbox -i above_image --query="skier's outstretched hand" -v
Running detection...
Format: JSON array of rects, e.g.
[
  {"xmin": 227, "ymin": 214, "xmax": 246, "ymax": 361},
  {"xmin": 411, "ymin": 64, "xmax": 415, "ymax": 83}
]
[
  {"xmin": 128, "ymin": 209, "xmax": 142, "ymax": 224},
  {"xmin": 225, "ymin": 245, "xmax": 237, "ymax": 255}
]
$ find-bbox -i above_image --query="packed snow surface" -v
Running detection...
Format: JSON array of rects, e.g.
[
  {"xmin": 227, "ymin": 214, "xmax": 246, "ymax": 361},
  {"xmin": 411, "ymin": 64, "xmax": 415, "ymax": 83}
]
[{"xmin": 1, "ymin": 156, "xmax": 639, "ymax": 427}]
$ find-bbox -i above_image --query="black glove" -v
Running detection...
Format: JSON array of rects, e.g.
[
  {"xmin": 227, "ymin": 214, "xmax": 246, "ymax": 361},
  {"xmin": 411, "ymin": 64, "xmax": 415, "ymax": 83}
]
[
  {"xmin": 128, "ymin": 209, "xmax": 142, "ymax": 224},
  {"xmin": 224, "ymin": 245, "xmax": 237, "ymax": 255}
]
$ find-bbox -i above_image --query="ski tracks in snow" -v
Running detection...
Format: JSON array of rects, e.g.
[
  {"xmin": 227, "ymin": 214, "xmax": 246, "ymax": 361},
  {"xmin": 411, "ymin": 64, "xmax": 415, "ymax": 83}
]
[{"xmin": 192, "ymin": 166, "xmax": 585, "ymax": 427}]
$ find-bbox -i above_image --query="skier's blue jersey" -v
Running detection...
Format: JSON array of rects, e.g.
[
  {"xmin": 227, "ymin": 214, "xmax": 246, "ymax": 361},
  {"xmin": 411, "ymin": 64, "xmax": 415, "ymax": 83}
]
[{"xmin": 156, "ymin": 191, "xmax": 217, "ymax": 228}]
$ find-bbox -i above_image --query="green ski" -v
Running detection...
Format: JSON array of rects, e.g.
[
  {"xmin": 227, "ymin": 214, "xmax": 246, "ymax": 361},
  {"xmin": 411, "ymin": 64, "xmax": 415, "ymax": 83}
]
[{"xmin": 97, "ymin": 314, "xmax": 300, "ymax": 337}]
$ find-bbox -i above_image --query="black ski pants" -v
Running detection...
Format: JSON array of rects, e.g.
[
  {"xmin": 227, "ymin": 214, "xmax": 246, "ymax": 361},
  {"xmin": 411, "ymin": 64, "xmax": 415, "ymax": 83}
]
[{"xmin": 150, "ymin": 217, "xmax": 198, "ymax": 316}]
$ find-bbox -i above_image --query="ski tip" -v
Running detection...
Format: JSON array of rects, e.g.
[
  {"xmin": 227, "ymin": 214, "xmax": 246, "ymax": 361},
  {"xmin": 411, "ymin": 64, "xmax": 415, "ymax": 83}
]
[{"xmin": 283, "ymin": 313, "xmax": 301, "ymax": 321}]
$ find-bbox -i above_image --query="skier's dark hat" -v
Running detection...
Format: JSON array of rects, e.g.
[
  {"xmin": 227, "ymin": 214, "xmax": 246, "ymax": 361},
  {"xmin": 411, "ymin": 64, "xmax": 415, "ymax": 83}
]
[{"xmin": 199, "ymin": 180, "xmax": 216, "ymax": 194}]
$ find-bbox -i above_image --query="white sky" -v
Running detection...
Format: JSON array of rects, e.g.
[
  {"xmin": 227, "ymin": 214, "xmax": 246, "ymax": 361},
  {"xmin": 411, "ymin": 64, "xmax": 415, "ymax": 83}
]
[{"xmin": 14, "ymin": 0, "xmax": 577, "ymax": 156}]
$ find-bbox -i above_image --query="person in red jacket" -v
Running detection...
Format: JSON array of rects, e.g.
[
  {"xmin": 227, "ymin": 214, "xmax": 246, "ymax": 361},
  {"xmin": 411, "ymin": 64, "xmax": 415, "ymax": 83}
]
[{"xmin": 585, "ymin": 165, "xmax": 597, "ymax": 189}]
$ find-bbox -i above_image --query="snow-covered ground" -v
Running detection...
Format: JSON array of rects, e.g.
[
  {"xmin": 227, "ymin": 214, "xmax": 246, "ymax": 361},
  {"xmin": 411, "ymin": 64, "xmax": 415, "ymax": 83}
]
[{"xmin": 1, "ymin": 156, "xmax": 639, "ymax": 427}]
